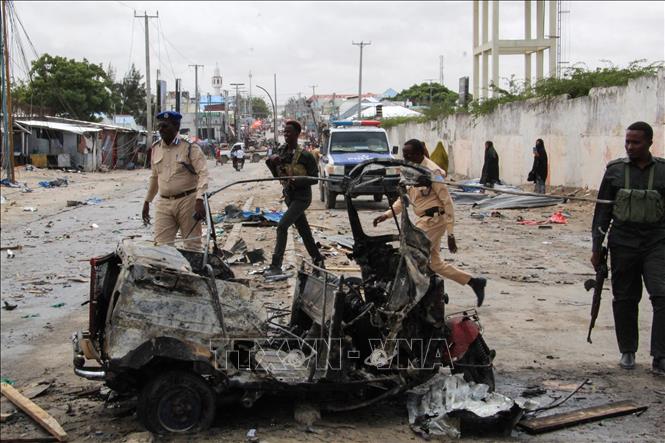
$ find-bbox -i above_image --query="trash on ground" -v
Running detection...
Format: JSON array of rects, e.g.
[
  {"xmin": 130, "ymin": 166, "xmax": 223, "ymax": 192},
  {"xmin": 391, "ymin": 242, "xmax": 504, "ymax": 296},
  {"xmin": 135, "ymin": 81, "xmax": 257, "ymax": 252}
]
[
  {"xmin": 473, "ymin": 194, "xmax": 563, "ymax": 210},
  {"xmin": 264, "ymin": 272, "xmax": 293, "ymax": 282},
  {"xmin": 518, "ymin": 400, "xmax": 647, "ymax": 434},
  {"xmin": 325, "ymin": 235, "xmax": 355, "ymax": 250},
  {"xmin": 548, "ymin": 211, "xmax": 569, "ymax": 224},
  {"xmin": 3, "ymin": 301, "xmax": 18, "ymax": 311},
  {"xmin": 51, "ymin": 302, "xmax": 66, "ymax": 308},
  {"xmin": 67, "ymin": 200, "xmax": 84, "ymax": 207},
  {"xmin": 6, "ymin": 249, "xmax": 15, "ymax": 258},
  {"xmin": 0, "ymin": 179, "xmax": 21, "ymax": 188},
  {"xmin": 246, "ymin": 428, "xmax": 258, "ymax": 443},
  {"xmin": 407, "ymin": 372, "xmax": 522, "ymax": 439},
  {"xmin": 0, "ymin": 382, "xmax": 68, "ymax": 442},
  {"xmin": 90, "ymin": 223, "xmax": 99, "ymax": 229},
  {"xmin": 22, "ymin": 207, "xmax": 38, "ymax": 212},
  {"xmin": 220, "ymin": 204, "xmax": 284, "ymax": 225},
  {"xmin": 21, "ymin": 314, "xmax": 40, "ymax": 319},
  {"xmin": 85, "ymin": 197, "xmax": 103, "ymax": 205},
  {"xmin": 245, "ymin": 248, "xmax": 265, "ymax": 263},
  {"xmin": 38, "ymin": 178, "xmax": 68, "ymax": 188},
  {"xmin": 0, "ymin": 195, "xmax": 6, "ymax": 205}
]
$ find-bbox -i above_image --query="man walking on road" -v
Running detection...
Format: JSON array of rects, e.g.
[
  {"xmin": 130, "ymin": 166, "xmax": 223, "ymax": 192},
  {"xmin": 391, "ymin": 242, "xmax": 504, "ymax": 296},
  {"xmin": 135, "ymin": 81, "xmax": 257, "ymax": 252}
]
[
  {"xmin": 143, "ymin": 111, "xmax": 209, "ymax": 250},
  {"xmin": 591, "ymin": 121, "xmax": 665, "ymax": 375},
  {"xmin": 264, "ymin": 120, "xmax": 325, "ymax": 277},
  {"xmin": 374, "ymin": 139, "xmax": 487, "ymax": 306}
]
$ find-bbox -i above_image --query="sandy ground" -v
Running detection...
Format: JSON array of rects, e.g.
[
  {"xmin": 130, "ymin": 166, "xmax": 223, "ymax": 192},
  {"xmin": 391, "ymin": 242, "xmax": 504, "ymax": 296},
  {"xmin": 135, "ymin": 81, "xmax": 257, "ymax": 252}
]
[{"xmin": 1, "ymin": 162, "xmax": 663, "ymax": 442}]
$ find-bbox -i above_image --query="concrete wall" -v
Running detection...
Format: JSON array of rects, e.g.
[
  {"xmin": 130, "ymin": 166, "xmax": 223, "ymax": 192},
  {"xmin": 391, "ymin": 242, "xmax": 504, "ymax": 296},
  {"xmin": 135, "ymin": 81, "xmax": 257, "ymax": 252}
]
[{"xmin": 385, "ymin": 70, "xmax": 665, "ymax": 190}]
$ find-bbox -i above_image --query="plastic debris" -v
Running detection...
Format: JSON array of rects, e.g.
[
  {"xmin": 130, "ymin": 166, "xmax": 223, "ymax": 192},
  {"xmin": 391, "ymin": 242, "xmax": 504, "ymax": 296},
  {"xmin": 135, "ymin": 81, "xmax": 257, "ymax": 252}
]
[
  {"xmin": 0, "ymin": 178, "xmax": 20, "ymax": 188},
  {"xmin": 246, "ymin": 428, "xmax": 258, "ymax": 442},
  {"xmin": 0, "ymin": 195, "xmax": 6, "ymax": 205},
  {"xmin": 91, "ymin": 223, "xmax": 99, "ymax": 229},
  {"xmin": 6, "ymin": 249, "xmax": 15, "ymax": 258},
  {"xmin": 51, "ymin": 302, "xmax": 66, "ymax": 308},
  {"xmin": 23, "ymin": 207, "xmax": 38, "ymax": 212},
  {"xmin": 407, "ymin": 372, "xmax": 520, "ymax": 439},
  {"xmin": 38, "ymin": 178, "xmax": 68, "ymax": 188},
  {"xmin": 3, "ymin": 301, "xmax": 18, "ymax": 311},
  {"xmin": 85, "ymin": 197, "xmax": 103, "ymax": 205},
  {"xmin": 548, "ymin": 211, "xmax": 569, "ymax": 224},
  {"xmin": 21, "ymin": 313, "xmax": 40, "ymax": 319}
]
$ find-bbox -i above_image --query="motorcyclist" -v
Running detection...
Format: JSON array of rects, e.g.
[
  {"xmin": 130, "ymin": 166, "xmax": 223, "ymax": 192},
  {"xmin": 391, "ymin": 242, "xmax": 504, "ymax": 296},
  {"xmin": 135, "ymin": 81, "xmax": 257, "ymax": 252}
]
[{"xmin": 231, "ymin": 144, "xmax": 245, "ymax": 170}]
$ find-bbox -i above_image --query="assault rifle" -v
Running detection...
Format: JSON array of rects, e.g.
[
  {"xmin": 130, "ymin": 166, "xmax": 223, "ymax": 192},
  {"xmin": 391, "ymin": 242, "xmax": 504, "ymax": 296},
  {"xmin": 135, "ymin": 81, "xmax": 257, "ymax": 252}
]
[{"xmin": 585, "ymin": 246, "xmax": 608, "ymax": 344}]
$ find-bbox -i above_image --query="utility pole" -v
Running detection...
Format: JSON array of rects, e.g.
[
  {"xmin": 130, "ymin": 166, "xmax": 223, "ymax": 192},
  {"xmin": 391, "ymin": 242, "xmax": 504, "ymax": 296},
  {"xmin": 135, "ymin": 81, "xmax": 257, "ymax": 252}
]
[
  {"xmin": 230, "ymin": 82, "xmax": 244, "ymax": 142},
  {"xmin": 134, "ymin": 10, "xmax": 158, "ymax": 141},
  {"xmin": 2, "ymin": 0, "xmax": 15, "ymax": 180},
  {"xmin": 223, "ymin": 89, "xmax": 229, "ymax": 141},
  {"xmin": 189, "ymin": 64, "xmax": 204, "ymax": 138},
  {"xmin": 308, "ymin": 84, "xmax": 317, "ymax": 99},
  {"xmin": 248, "ymin": 70, "xmax": 252, "ymax": 119},
  {"xmin": 352, "ymin": 41, "xmax": 371, "ymax": 120},
  {"xmin": 439, "ymin": 55, "xmax": 444, "ymax": 85},
  {"xmin": 256, "ymin": 84, "xmax": 277, "ymax": 145}
]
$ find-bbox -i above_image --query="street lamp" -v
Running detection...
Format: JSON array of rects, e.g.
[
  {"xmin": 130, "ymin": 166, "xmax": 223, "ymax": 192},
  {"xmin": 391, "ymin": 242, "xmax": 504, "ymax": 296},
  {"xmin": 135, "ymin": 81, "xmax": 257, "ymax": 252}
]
[{"xmin": 256, "ymin": 84, "xmax": 277, "ymax": 145}]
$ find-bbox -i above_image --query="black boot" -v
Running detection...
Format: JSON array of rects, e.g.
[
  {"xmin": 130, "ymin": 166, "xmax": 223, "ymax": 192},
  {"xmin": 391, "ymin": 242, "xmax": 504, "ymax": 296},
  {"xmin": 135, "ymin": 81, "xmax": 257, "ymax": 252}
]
[
  {"xmin": 620, "ymin": 352, "xmax": 635, "ymax": 370},
  {"xmin": 468, "ymin": 277, "xmax": 487, "ymax": 307},
  {"xmin": 651, "ymin": 357, "xmax": 664, "ymax": 375}
]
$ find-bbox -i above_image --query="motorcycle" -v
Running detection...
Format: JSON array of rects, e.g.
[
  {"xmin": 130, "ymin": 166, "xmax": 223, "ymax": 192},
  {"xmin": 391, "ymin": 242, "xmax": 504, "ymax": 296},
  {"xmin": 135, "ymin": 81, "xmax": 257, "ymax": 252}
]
[{"xmin": 232, "ymin": 154, "xmax": 245, "ymax": 171}]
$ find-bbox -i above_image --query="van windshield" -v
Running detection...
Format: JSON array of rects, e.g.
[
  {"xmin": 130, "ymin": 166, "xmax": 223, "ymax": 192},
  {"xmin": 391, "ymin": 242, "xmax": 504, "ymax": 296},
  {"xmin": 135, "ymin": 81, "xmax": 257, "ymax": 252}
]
[{"xmin": 330, "ymin": 132, "xmax": 389, "ymax": 154}]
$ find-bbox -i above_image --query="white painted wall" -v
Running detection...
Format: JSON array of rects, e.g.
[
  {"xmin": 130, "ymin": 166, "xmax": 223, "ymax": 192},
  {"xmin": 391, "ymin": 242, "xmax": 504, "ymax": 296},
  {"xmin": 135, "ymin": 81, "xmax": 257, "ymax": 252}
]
[{"xmin": 385, "ymin": 69, "xmax": 665, "ymax": 190}]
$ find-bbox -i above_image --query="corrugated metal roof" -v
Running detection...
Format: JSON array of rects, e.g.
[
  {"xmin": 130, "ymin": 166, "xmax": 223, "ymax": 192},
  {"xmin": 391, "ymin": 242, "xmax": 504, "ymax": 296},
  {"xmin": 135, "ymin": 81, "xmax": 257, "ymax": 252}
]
[{"xmin": 15, "ymin": 120, "xmax": 103, "ymax": 135}]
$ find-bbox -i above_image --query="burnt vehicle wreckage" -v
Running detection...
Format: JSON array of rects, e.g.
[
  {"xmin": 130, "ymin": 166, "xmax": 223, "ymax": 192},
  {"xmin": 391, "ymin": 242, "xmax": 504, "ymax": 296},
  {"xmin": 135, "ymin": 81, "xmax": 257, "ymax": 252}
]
[{"xmin": 72, "ymin": 159, "xmax": 495, "ymax": 434}]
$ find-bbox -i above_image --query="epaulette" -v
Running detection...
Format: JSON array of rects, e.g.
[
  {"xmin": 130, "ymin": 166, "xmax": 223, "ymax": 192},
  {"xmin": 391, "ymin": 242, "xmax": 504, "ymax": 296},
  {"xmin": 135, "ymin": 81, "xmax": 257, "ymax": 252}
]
[{"xmin": 606, "ymin": 158, "xmax": 626, "ymax": 167}]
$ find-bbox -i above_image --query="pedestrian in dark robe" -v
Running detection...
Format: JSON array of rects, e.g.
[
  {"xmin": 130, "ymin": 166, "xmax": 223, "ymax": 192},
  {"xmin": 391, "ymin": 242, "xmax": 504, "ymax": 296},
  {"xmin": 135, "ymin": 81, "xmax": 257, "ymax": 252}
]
[{"xmin": 480, "ymin": 141, "xmax": 500, "ymax": 187}]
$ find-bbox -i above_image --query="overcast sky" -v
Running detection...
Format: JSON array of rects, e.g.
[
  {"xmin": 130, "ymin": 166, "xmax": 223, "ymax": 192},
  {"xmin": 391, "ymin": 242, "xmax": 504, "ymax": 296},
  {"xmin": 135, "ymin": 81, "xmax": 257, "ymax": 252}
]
[{"xmin": 10, "ymin": 1, "xmax": 665, "ymax": 104}]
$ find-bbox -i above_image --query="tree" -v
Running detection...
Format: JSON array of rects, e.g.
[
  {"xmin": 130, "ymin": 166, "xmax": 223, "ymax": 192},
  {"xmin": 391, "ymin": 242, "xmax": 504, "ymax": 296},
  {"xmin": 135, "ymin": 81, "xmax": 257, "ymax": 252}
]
[
  {"xmin": 116, "ymin": 64, "xmax": 148, "ymax": 127},
  {"xmin": 394, "ymin": 82, "xmax": 458, "ymax": 108},
  {"xmin": 250, "ymin": 97, "xmax": 270, "ymax": 119},
  {"xmin": 13, "ymin": 54, "xmax": 115, "ymax": 121}
]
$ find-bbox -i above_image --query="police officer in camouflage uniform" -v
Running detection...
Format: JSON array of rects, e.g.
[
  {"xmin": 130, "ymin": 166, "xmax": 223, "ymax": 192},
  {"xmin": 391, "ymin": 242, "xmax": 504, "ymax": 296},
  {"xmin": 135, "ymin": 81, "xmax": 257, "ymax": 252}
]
[
  {"xmin": 591, "ymin": 121, "xmax": 665, "ymax": 375},
  {"xmin": 264, "ymin": 120, "xmax": 324, "ymax": 277}
]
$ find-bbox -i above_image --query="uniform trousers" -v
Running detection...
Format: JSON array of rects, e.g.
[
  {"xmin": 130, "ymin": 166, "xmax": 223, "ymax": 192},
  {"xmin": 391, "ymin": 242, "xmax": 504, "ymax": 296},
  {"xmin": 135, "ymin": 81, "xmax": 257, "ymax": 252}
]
[
  {"xmin": 154, "ymin": 192, "xmax": 201, "ymax": 250},
  {"xmin": 610, "ymin": 241, "xmax": 665, "ymax": 358},
  {"xmin": 271, "ymin": 196, "xmax": 323, "ymax": 269},
  {"xmin": 415, "ymin": 214, "xmax": 472, "ymax": 285}
]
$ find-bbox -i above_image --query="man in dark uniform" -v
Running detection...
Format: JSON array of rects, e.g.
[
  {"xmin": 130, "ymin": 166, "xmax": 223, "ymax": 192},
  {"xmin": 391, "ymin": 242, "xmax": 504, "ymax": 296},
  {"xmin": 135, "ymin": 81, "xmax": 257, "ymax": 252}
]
[
  {"xmin": 591, "ymin": 121, "xmax": 665, "ymax": 375},
  {"xmin": 264, "ymin": 120, "xmax": 324, "ymax": 277}
]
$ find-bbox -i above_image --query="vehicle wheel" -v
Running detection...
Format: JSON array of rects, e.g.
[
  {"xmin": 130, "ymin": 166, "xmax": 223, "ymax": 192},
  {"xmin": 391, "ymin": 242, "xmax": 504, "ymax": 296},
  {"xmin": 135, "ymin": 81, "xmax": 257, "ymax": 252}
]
[
  {"xmin": 453, "ymin": 336, "xmax": 495, "ymax": 392},
  {"xmin": 373, "ymin": 194, "xmax": 383, "ymax": 203},
  {"xmin": 137, "ymin": 370, "xmax": 216, "ymax": 434},
  {"xmin": 325, "ymin": 188, "xmax": 337, "ymax": 209}
]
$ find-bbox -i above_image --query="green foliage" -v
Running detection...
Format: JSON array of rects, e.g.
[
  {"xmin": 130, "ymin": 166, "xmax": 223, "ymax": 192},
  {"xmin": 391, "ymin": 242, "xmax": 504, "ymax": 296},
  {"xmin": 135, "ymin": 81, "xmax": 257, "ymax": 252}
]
[
  {"xmin": 116, "ymin": 64, "xmax": 147, "ymax": 126},
  {"xmin": 394, "ymin": 82, "xmax": 458, "ymax": 107},
  {"xmin": 379, "ymin": 115, "xmax": 426, "ymax": 129},
  {"xmin": 14, "ymin": 54, "xmax": 116, "ymax": 121},
  {"xmin": 251, "ymin": 97, "xmax": 271, "ymax": 118},
  {"xmin": 469, "ymin": 60, "xmax": 662, "ymax": 117}
]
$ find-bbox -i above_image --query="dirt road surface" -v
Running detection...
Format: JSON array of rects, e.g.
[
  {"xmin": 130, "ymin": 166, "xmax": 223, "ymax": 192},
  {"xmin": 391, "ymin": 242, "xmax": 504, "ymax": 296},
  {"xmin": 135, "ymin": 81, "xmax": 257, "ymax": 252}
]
[{"xmin": 1, "ymin": 162, "xmax": 663, "ymax": 441}]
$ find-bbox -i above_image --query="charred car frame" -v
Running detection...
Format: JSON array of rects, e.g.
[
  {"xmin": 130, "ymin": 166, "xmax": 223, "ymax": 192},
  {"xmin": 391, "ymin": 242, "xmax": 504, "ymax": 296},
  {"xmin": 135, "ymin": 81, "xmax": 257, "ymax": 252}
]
[{"xmin": 72, "ymin": 159, "xmax": 495, "ymax": 434}]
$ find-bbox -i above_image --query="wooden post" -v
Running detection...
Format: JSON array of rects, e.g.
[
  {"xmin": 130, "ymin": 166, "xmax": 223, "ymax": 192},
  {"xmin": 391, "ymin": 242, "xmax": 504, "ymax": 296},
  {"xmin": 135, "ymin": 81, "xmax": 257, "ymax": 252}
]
[{"xmin": 1, "ymin": 382, "xmax": 68, "ymax": 442}]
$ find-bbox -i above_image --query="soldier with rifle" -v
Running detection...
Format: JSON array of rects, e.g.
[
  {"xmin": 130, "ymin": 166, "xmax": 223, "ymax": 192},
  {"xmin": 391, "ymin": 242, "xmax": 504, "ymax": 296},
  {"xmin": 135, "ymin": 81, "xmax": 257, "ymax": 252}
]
[
  {"xmin": 264, "ymin": 120, "xmax": 325, "ymax": 277},
  {"xmin": 591, "ymin": 121, "xmax": 665, "ymax": 375}
]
